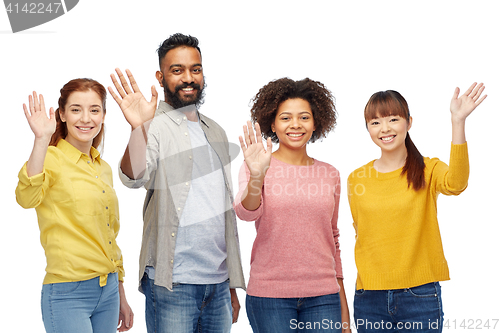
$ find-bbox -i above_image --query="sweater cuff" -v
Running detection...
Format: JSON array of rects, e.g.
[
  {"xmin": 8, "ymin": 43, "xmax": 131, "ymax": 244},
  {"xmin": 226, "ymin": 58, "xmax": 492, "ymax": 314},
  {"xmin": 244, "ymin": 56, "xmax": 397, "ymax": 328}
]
[
  {"xmin": 234, "ymin": 200, "xmax": 263, "ymax": 221},
  {"xmin": 450, "ymin": 142, "xmax": 468, "ymax": 161}
]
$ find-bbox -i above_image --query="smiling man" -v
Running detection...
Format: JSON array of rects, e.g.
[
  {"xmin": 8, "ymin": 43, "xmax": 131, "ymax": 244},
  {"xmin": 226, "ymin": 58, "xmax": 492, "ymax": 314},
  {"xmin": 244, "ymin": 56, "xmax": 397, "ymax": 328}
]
[
  {"xmin": 156, "ymin": 42, "xmax": 205, "ymax": 111},
  {"xmin": 111, "ymin": 33, "xmax": 245, "ymax": 333}
]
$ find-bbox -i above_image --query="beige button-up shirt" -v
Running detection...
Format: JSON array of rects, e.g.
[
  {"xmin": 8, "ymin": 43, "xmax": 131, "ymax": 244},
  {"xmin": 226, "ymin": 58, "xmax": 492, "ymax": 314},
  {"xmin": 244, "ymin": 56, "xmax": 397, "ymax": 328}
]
[{"xmin": 119, "ymin": 101, "xmax": 245, "ymax": 291}]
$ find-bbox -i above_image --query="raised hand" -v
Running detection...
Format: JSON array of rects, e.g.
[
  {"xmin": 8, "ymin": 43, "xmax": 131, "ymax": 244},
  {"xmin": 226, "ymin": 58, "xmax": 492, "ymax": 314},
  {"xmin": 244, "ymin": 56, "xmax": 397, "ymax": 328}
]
[
  {"xmin": 239, "ymin": 121, "xmax": 272, "ymax": 179},
  {"xmin": 23, "ymin": 92, "xmax": 56, "ymax": 176},
  {"xmin": 450, "ymin": 82, "xmax": 487, "ymax": 121},
  {"xmin": 23, "ymin": 91, "xmax": 56, "ymax": 141},
  {"xmin": 108, "ymin": 68, "xmax": 158, "ymax": 129}
]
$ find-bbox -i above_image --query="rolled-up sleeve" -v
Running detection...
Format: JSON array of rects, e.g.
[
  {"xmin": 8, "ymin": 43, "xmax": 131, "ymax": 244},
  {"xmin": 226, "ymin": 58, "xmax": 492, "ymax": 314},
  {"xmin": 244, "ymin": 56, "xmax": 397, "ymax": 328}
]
[
  {"xmin": 118, "ymin": 160, "xmax": 147, "ymax": 189},
  {"xmin": 118, "ymin": 122, "xmax": 161, "ymax": 189},
  {"xmin": 16, "ymin": 160, "xmax": 53, "ymax": 209}
]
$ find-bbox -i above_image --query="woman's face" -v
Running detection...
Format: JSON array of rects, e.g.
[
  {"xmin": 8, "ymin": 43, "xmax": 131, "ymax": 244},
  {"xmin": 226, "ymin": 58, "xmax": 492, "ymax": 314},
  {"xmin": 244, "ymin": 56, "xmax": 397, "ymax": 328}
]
[
  {"xmin": 60, "ymin": 90, "xmax": 104, "ymax": 154},
  {"xmin": 272, "ymin": 98, "xmax": 315, "ymax": 151},
  {"xmin": 366, "ymin": 114, "xmax": 412, "ymax": 153}
]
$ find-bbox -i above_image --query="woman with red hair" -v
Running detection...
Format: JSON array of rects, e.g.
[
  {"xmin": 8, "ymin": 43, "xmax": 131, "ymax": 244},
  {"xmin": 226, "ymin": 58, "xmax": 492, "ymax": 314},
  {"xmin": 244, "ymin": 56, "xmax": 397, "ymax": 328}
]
[{"xmin": 16, "ymin": 79, "xmax": 133, "ymax": 333}]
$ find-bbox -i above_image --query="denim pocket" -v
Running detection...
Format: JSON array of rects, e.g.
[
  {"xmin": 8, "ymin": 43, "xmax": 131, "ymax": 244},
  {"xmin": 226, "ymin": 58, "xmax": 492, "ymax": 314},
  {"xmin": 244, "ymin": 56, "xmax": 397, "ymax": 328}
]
[
  {"xmin": 407, "ymin": 282, "xmax": 438, "ymax": 297},
  {"xmin": 354, "ymin": 288, "xmax": 365, "ymax": 296},
  {"xmin": 51, "ymin": 281, "xmax": 82, "ymax": 295}
]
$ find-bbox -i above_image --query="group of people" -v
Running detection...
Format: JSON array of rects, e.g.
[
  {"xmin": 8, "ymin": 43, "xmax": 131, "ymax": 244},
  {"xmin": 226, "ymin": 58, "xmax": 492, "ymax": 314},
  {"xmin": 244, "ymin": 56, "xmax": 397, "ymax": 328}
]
[{"xmin": 15, "ymin": 33, "xmax": 486, "ymax": 333}]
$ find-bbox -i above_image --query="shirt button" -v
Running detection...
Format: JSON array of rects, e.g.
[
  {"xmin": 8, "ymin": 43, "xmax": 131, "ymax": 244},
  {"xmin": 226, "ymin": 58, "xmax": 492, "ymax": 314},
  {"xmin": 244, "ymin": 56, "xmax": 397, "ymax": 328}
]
[
  {"xmin": 183, "ymin": 116, "xmax": 187, "ymax": 120},
  {"xmin": 184, "ymin": 132, "xmax": 188, "ymax": 136},
  {"xmin": 185, "ymin": 182, "xmax": 189, "ymax": 186},
  {"xmin": 107, "ymin": 224, "xmax": 110, "ymax": 227},
  {"xmin": 177, "ymin": 207, "xmax": 181, "ymax": 211},
  {"xmin": 95, "ymin": 176, "xmax": 98, "ymax": 179},
  {"xmin": 102, "ymin": 190, "xmax": 105, "ymax": 193},
  {"xmin": 109, "ymin": 241, "xmax": 111, "ymax": 244},
  {"xmin": 170, "ymin": 259, "xmax": 174, "ymax": 264},
  {"xmin": 106, "ymin": 206, "xmax": 108, "ymax": 209},
  {"xmin": 87, "ymin": 161, "xmax": 90, "ymax": 164},
  {"xmin": 189, "ymin": 156, "xmax": 192, "ymax": 160},
  {"xmin": 171, "ymin": 233, "xmax": 175, "ymax": 237}
]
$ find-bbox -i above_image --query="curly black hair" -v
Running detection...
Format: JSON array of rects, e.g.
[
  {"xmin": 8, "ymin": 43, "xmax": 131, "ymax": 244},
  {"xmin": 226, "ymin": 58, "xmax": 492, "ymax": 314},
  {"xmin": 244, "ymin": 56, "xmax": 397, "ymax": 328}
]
[
  {"xmin": 250, "ymin": 78, "xmax": 337, "ymax": 143},
  {"xmin": 157, "ymin": 33, "xmax": 201, "ymax": 68}
]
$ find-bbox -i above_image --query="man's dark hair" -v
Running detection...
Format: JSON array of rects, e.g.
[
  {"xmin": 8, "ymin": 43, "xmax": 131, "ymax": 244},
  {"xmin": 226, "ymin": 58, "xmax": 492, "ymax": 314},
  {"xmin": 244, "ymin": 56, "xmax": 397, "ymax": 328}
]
[{"xmin": 157, "ymin": 33, "xmax": 201, "ymax": 68}]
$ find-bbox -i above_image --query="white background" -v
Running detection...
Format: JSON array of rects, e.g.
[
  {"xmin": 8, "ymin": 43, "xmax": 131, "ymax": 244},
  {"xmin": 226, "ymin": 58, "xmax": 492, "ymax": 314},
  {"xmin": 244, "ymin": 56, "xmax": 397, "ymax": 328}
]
[{"xmin": 1, "ymin": 1, "xmax": 499, "ymax": 331}]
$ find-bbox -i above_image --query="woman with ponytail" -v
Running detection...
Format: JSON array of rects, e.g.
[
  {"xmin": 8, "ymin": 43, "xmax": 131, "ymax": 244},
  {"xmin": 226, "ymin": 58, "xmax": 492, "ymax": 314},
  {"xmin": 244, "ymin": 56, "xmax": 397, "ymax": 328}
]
[
  {"xmin": 15, "ymin": 79, "xmax": 133, "ymax": 333},
  {"xmin": 348, "ymin": 83, "xmax": 486, "ymax": 333}
]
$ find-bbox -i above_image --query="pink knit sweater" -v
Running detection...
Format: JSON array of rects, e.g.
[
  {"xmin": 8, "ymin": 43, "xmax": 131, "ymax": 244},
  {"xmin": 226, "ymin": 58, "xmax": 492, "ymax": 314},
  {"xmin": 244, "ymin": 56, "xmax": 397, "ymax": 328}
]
[{"xmin": 234, "ymin": 156, "xmax": 343, "ymax": 298}]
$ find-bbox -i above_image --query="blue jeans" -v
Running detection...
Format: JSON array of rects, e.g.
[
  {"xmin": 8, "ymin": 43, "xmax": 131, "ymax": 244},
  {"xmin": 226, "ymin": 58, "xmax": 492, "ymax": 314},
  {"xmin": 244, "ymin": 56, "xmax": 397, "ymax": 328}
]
[
  {"xmin": 141, "ymin": 273, "xmax": 232, "ymax": 333},
  {"xmin": 354, "ymin": 282, "xmax": 444, "ymax": 333},
  {"xmin": 41, "ymin": 273, "xmax": 119, "ymax": 333},
  {"xmin": 246, "ymin": 293, "xmax": 342, "ymax": 333}
]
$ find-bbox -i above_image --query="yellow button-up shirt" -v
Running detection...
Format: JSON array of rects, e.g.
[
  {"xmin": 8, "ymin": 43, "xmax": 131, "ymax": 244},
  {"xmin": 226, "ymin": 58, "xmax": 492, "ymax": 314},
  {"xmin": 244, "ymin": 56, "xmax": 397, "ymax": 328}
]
[{"xmin": 16, "ymin": 139, "xmax": 124, "ymax": 286}]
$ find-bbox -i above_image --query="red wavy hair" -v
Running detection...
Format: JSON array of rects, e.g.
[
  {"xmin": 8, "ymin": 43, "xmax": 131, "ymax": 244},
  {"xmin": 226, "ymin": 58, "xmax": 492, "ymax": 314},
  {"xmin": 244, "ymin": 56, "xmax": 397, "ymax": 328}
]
[{"xmin": 49, "ymin": 78, "xmax": 107, "ymax": 150}]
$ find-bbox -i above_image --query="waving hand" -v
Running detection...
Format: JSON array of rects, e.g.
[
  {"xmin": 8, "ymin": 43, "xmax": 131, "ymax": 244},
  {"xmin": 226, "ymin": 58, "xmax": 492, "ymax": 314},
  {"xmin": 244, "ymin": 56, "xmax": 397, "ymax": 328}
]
[
  {"xmin": 239, "ymin": 121, "xmax": 272, "ymax": 179},
  {"xmin": 449, "ymin": 82, "xmax": 487, "ymax": 144},
  {"xmin": 23, "ymin": 91, "xmax": 56, "ymax": 140},
  {"xmin": 108, "ymin": 68, "xmax": 158, "ymax": 129},
  {"xmin": 238, "ymin": 121, "xmax": 272, "ymax": 211},
  {"xmin": 450, "ymin": 82, "xmax": 487, "ymax": 121},
  {"xmin": 23, "ymin": 92, "xmax": 56, "ymax": 176}
]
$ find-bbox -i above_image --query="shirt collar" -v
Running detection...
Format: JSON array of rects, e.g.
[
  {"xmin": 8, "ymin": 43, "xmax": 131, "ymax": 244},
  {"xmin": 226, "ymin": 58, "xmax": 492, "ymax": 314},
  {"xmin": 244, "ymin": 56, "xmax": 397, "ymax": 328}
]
[
  {"xmin": 158, "ymin": 100, "xmax": 209, "ymax": 128},
  {"xmin": 56, "ymin": 139, "xmax": 101, "ymax": 164}
]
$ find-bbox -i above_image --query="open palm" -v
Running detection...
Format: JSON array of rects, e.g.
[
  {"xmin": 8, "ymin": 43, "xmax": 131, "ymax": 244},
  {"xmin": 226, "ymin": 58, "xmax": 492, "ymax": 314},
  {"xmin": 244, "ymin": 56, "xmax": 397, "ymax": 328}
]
[
  {"xmin": 23, "ymin": 91, "xmax": 56, "ymax": 140},
  {"xmin": 108, "ymin": 68, "xmax": 158, "ymax": 129},
  {"xmin": 450, "ymin": 82, "xmax": 487, "ymax": 121},
  {"xmin": 239, "ymin": 121, "xmax": 272, "ymax": 178}
]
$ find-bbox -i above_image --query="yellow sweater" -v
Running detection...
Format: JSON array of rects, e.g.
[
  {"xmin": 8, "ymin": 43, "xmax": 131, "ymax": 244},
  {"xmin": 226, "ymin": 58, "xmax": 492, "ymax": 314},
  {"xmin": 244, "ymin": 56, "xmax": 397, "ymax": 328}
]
[{"xmin": 347, "ymin": 143, "xmax": 469, "ymax": 290}]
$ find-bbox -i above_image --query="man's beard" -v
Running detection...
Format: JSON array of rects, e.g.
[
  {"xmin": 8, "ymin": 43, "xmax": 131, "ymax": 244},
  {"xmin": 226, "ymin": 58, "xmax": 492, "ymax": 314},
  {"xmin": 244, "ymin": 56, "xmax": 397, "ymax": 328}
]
[{"xmin": 163, "ymin": 77, "xmax": 206, "ymax": 109}]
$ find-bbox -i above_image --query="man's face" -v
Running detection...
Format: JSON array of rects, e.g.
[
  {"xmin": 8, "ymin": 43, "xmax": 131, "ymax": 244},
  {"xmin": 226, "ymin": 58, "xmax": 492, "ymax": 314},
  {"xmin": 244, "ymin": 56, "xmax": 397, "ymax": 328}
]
[{"xmin": 156, "ymin": 46, "xmax": 205, "ymax": 109}]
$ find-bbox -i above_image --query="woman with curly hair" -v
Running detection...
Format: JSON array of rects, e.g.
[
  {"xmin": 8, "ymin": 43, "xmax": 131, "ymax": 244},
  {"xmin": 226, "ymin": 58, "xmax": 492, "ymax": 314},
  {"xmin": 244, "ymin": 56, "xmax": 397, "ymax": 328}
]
[{"xmin": 234, "ymin": 78, "xmax": 351, "ymax": 332}]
